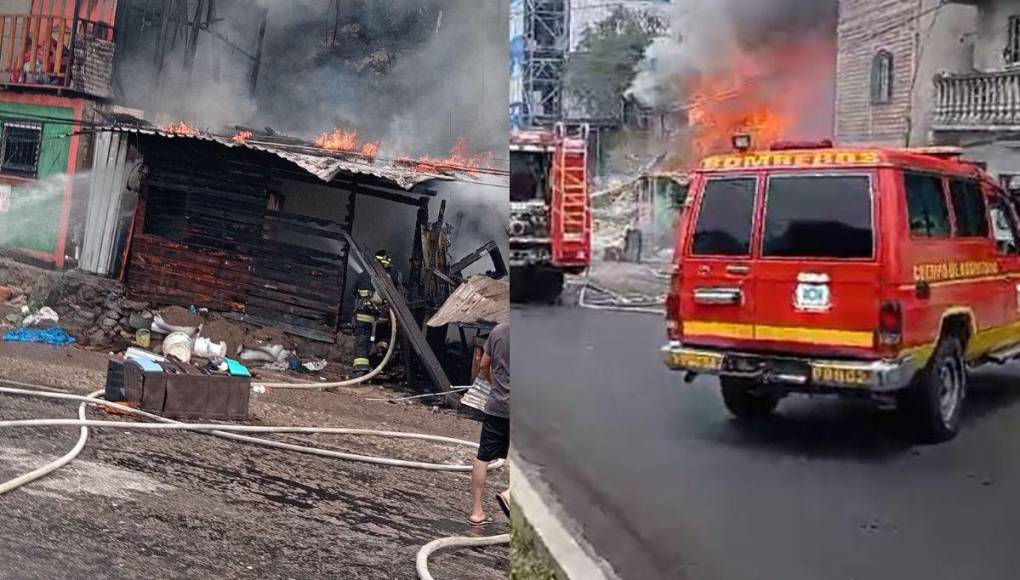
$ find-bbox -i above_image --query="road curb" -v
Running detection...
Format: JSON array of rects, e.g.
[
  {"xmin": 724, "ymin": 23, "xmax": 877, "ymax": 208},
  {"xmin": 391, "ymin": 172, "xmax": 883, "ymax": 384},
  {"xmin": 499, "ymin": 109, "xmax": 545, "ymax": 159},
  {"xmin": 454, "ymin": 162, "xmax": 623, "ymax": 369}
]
[{"xmin": 510, "ymin": 452, "xmax": 620, "ymax": 580}]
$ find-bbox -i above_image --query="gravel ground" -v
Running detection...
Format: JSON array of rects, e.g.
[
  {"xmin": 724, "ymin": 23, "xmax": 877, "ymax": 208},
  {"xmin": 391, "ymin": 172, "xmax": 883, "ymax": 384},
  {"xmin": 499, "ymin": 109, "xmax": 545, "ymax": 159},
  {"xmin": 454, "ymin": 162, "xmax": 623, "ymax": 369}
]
[{"xmin": 0, "ymin": 343, "xmax": 509, "ymax": 579}]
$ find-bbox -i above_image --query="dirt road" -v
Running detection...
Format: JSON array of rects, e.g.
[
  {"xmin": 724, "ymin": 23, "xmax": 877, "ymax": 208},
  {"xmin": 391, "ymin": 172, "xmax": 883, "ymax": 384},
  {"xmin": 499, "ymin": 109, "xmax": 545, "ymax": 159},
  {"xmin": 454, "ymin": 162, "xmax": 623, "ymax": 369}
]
[{"xmin": 0, "ymin": 344, "xmax": 508, "ymax": 580}]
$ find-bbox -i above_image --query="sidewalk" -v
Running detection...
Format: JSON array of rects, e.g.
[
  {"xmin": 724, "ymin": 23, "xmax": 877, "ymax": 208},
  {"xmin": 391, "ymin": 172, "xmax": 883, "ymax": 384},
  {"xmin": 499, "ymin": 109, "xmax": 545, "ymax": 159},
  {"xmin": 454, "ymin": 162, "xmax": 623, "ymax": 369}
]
[{"xmin": 511, "ymin": 453, "xmax": 619, "ymax": 580}]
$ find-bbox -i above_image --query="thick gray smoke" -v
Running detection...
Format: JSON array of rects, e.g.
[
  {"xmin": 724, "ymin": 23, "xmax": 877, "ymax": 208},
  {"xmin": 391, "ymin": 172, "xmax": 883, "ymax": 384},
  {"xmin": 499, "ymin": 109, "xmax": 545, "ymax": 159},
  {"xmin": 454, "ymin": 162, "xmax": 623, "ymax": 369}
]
[
  {"xmin": 629, "ymin": 0, "xmax": 837, "ymax": 114},
  {"xmin": 115, "ymin": 0, "xmax": 508, "ymax": 159}
]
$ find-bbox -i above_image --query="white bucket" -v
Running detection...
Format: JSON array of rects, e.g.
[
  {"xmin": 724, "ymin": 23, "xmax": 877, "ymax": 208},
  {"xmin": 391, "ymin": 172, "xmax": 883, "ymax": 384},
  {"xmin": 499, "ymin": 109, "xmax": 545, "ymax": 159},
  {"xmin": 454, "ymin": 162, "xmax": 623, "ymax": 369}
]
[
  {"xmin": 163, "ymin": 331, "xmax": 194, "ymax": 363},
  {"xmin": 194, "ymin": 336, "xmax": 227, "ymax": 359}
]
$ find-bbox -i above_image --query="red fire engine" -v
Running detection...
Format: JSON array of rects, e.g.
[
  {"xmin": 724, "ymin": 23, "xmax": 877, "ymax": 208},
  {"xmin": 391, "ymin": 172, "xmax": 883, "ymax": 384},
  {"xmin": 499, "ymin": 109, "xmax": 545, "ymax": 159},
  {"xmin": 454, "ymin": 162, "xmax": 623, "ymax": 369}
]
[
  {"xmin": 509, "ymin": 124, "xmax": 592, "ymax": 300},
  {"xmin": 664, "ymin": 138, "xmax": 1020, "ymax": 442}
]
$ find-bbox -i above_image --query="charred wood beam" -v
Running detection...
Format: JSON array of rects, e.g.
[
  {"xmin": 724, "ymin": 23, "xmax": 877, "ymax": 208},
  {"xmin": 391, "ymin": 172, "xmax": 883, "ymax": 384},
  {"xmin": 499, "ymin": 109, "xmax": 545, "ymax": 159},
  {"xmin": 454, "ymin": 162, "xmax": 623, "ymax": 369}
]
[
  {"xmin": 447, "ymin": 240, "xmax": 508, "ymax": 282},
  {"xmin": 338, "ymin": 190, "xmax": 356, "ymax": 324},
  {"xmin": 342, "ymin": 231, "xmax": 453, "ymax": 394}
]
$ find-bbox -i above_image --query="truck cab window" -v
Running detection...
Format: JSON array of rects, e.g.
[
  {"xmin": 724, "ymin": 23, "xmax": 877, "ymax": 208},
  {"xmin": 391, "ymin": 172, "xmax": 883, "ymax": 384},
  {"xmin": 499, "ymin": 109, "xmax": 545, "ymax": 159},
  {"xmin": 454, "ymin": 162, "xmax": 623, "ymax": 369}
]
[
  {"xmin": 990, "ymin": 202, "xmax": 1020, "ymax": 255},
  {"xmin": 904, "ymin": 173, "xmax": 951, "ymax": 237},
  {"xmin": 949, "ymin": 179, "xmax": 989, "ymax": 238}
]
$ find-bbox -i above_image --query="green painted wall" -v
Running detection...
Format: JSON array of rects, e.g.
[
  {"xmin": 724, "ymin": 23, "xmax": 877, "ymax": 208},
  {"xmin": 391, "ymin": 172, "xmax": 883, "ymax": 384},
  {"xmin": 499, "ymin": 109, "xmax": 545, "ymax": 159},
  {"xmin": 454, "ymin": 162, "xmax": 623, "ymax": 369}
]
[{"xmin": 0, "ymin": 101, "xmax": 74, "ymax": 255}]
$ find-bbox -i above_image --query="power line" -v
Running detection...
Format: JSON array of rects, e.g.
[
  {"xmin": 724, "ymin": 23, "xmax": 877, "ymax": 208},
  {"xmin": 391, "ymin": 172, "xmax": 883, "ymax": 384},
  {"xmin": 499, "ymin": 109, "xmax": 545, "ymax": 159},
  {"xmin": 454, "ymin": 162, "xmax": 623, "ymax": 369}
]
[{"xmin": 836, "ymin": 1, "xmax": 947, "ymax": 51}]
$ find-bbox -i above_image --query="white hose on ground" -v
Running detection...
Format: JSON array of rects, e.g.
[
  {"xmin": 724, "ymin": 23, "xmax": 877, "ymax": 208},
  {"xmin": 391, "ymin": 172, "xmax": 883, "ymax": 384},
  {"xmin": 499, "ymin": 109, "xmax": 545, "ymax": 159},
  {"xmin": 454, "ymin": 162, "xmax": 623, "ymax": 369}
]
[
  {"xmin": 365, "ymin": 386, "xmax": 469, "ymax": 403},
  {"xmin": 416, "ymin": 534, "xmax": 511, "ymax": 580},
  {"xmin": 0, "ymin": 386, "xmax": 504, "ymax": 473},
  {"xmin": 254, "ymin": 309, "xmax": 398, "ymax": 389},
  {"xmin": 577, "ymin": 268, "xmax": 665, "ymax": 315},
  {"xmin": 1, "ymin": 246, "xmax": 508, "ymax": 575},
  {"xmin": 0, "ymin": 358, "xmax": 510, "ymax": 576},
  {"xmin": 0, "ymin": 389, "xmax": 101, "ymax": 495}
]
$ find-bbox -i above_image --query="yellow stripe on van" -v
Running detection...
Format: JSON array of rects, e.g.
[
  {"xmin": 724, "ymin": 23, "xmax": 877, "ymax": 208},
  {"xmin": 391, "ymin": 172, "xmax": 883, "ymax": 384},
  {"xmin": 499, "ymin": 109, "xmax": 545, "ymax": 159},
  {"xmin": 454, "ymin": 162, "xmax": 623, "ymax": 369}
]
[
  {"xmin": 685, "ymin": 321, "xmax": 873, "ymax": 348},
  {"xmin": 754, "ymin": 325, "xmax": 874, "ymax": 348},
  {"xmin": 684, "ymin": 321, "xmax": 755, "ymax": 340}
]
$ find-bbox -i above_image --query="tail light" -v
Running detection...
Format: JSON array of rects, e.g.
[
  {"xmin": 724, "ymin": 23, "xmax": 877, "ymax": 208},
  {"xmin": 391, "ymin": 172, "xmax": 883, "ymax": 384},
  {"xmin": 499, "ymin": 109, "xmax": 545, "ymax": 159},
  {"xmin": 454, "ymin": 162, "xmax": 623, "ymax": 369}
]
[
  {"xmin": 878, "ymin": 300, "xmax": 902, "ymax": 347},
  {"xmin": 666, "ymin": 266, "xmax": 683, "ymax": 340}
]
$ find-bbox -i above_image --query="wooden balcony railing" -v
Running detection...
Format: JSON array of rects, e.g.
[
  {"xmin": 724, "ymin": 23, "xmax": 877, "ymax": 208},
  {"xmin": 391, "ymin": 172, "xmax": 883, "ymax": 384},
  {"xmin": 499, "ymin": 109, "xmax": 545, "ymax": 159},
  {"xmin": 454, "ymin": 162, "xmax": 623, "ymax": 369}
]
[
  {"xmin": 0, "ymin": 13, "xmax": 113, "ymax": 92},
  {"xmin": 934, "ymin": 69, "xmax": 1020, "ymax": 129}
]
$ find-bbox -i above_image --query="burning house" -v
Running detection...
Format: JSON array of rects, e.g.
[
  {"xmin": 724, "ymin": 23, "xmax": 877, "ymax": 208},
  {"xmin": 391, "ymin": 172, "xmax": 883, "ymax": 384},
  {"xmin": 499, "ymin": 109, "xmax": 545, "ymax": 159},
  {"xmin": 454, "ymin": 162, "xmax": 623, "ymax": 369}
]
[
  {"xmin": 0, "ymin": 0, "xmax": 509, "ymax": 394},
  {"xmin": 72, "ymin": 119, "xmax": 508, "ymax": 391},
  {"xmin": 628, "ymin": 0, "xmax": 838, "ymax": 170}
]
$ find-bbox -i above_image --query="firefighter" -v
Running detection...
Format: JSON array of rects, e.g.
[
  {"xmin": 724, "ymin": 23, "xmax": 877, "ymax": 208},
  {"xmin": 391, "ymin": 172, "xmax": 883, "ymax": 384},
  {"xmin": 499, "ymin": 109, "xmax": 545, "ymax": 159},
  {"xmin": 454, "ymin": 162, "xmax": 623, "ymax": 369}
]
[{"xmin": 352, "ymin": 250, "xmax": 394, "ymax": 379}]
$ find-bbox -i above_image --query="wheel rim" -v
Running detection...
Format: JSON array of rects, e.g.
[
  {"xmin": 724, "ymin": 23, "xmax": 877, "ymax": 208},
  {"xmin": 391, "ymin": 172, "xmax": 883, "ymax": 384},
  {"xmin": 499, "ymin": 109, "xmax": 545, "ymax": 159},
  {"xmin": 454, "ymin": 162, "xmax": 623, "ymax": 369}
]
[{"xmin": 938, "ymin": 356, "xmax": 964, "ymax": 424}]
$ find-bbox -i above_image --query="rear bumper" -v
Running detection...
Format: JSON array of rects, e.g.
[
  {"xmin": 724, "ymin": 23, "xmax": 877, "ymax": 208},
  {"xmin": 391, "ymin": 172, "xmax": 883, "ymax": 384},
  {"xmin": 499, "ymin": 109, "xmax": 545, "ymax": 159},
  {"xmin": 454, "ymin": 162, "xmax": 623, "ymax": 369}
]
[{"xmin": 660, "ymin": 341, "xmax": 917, "ymax": 392}]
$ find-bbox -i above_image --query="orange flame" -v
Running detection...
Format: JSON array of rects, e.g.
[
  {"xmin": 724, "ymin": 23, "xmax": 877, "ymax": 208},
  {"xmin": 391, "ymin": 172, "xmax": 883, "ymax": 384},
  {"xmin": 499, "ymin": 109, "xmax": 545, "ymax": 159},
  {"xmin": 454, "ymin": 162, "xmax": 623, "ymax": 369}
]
[
  {"xmin": 161, "ymin": 121, "xmax": 199, "ymax": 136},
  {"xmin": 232, "ymin": 130, "xmax": 253, "ymax": 143},
  {"xmin": 361, "ymin": 142, "xmax": 379, "ymax": 157},
  {"xmin": 314, "ymin": 128, "xmax": 379, "ymax": 159},
  {"xmin": 315, "ymin": 128, "xmax": 358, "ymax": 151},
  {"xmin": 404, "ymin": 137, "xmax": 492, "ymax": 174},
  {"xmin": 678, "ymin": 37, "xmax": 835, "ymax": 169}
]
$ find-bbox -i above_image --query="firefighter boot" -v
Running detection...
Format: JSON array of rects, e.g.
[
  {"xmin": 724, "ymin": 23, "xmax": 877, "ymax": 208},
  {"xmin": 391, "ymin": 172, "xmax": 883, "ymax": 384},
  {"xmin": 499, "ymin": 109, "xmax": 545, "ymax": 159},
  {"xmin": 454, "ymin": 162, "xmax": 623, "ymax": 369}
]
[{"xmin": 352, "ymin": 321, "xmax": 373, "ymax": 379}]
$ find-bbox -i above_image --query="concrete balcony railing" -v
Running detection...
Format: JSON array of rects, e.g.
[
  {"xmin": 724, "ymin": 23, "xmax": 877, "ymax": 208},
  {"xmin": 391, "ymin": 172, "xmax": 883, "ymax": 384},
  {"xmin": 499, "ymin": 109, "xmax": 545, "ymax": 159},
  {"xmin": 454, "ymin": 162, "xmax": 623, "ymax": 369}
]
[{"xmin": 933, "ymin": 69, "xmax": 1020, "ymax": 130}]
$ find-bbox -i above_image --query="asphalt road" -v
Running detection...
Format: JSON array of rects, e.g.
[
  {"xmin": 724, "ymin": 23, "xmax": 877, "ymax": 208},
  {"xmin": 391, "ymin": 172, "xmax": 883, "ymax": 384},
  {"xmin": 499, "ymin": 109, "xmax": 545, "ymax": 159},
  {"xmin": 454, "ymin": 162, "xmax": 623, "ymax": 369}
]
[{"xmin": 514, "ymin": 304, "xmax": 1020, "ymax": 580}]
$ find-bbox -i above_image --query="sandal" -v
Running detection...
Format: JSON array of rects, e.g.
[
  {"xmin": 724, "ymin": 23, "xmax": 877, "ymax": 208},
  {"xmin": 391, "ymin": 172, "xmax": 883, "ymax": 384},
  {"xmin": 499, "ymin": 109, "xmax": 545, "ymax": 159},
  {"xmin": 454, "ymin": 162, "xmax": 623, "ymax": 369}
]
[{"xmin": 467, "ymin": 515, "xmax": 493, "ymax": 527}]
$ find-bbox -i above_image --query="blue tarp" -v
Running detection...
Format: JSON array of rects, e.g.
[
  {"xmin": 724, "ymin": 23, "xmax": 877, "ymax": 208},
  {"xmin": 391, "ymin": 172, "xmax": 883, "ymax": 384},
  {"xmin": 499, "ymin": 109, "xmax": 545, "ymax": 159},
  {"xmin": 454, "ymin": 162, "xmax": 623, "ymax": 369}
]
[{"xmin": 3, "ymin": 327, "xmax": 77, "ymax": 346}]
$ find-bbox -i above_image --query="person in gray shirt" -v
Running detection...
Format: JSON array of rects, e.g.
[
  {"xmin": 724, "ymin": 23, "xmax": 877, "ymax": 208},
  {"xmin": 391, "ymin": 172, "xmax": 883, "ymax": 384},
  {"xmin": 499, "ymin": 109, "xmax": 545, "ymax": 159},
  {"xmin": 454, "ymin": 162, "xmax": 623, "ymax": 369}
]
[{"xmin": 469, "ymin": 321, "xmax": 510, "ymax": 525}]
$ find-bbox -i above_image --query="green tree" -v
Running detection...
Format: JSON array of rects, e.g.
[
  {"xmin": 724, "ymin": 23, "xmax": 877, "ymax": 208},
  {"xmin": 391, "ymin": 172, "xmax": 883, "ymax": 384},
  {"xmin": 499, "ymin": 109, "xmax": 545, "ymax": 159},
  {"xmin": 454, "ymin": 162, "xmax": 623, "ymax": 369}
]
[{"xmin": 564, "ymin": 7, "xmax": 665, "ymax": 120}]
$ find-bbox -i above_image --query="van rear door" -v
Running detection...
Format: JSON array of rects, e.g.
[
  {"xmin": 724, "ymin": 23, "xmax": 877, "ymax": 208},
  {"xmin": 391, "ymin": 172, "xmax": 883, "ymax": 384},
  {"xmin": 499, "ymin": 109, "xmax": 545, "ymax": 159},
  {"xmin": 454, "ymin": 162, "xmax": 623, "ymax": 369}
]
[
  {"xmin": 680, "ymin": 175, "xmax": 760, "ymax": 345},
  {"xmin": 751, "ymin": 172, "xmax": 880, "ymax": 354}
]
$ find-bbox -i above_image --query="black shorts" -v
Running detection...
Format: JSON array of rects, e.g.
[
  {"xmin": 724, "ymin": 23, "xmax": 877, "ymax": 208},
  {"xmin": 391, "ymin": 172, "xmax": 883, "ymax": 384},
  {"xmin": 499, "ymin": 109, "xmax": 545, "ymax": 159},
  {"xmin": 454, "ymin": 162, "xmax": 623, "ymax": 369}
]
[{"xmin": 477, "ymin": 413, "xmax": 510, "ymax": 462}]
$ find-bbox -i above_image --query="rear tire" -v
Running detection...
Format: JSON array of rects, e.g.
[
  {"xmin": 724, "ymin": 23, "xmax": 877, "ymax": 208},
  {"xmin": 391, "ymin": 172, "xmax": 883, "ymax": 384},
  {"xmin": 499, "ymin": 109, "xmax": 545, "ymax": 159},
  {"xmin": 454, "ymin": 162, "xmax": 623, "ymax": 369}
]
[
  {"xmin": 898, "ymin": 335, "xmax": 966, "ymax": 443},
  {"xmin": 720, "ymin": 377, "xmax": 780, "ymax": 418}
]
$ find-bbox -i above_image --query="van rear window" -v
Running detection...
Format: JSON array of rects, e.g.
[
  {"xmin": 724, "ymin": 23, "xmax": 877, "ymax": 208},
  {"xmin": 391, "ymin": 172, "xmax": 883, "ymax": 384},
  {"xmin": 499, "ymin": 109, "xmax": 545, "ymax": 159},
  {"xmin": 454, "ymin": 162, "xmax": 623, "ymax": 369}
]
[
  {"xmin": 691, "ymin": 177, "xmax": 757, "ymax": 256},
  {"xmin": 763, "ymin": 175, "xmax": 873, "ymax": 259}
]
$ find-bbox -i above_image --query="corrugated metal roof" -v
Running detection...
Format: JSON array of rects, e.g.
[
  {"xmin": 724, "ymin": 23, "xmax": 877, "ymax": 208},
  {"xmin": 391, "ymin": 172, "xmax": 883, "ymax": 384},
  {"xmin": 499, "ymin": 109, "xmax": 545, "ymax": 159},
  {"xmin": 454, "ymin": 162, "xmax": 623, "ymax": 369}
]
[
  {"xmin": 427, "ymin": 276, "xmax": 509, "ymax": 327},
  {"xmin": 103, "ymin": 126, "xmax": 454, "ymax": 190}
]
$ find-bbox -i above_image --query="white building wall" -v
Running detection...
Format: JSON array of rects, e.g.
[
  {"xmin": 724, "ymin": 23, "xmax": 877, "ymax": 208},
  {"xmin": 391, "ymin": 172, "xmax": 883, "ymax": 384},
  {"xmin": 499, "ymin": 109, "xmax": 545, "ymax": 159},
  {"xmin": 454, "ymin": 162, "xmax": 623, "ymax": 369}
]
[{"xmin": 972, "ymin": 0, "xmax": 1020, "ymax": 71}]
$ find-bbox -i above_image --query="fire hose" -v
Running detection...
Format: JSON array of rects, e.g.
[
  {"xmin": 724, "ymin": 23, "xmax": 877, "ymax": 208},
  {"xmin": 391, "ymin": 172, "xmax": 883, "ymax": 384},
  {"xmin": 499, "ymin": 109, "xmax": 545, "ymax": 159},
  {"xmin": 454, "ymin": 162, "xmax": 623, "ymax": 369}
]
[
  {"xmin": 253, "ymin": 309, "xmax": 398, "ymax": 390},
  {"xmin": 576, "ymin": 267, "xmax": 665, "ymax": 315},
  {"xmin": 416, "ymin": 534, "xmax": 512, "ymax": 580},
  {"xmin": 1, "ymin": 236, "xmax": 512, "ymax": 576},
  {"xmin": 0, "ymin": 383, "xmax": 509, "ymax": 577}
]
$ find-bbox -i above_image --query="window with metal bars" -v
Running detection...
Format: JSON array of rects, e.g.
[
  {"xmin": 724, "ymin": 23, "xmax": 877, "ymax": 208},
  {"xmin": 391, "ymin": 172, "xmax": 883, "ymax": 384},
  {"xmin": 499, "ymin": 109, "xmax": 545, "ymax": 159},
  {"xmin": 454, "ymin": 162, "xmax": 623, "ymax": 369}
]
[
  {"xmin": 1007, "ymin": 15, "xmax": 1020, "ymax": 65},
  {"xmin": 0, "ymin": 121, "xmax": 42, "ymax": 177}
]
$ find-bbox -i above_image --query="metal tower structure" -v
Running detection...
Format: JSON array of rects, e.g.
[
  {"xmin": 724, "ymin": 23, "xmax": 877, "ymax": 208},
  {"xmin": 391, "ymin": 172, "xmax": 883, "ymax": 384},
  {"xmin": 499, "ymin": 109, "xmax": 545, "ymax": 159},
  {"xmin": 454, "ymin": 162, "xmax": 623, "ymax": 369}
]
[{"xmin": 510, "ymin": 0, "xmax": 568, "ymax": 129}]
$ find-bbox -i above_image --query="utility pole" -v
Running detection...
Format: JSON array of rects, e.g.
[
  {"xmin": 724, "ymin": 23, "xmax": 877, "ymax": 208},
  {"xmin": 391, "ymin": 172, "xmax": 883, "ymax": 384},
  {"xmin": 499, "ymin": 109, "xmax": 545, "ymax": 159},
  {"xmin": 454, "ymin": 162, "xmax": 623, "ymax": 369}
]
[
  {"xmin": 249, "ymin": 4, "xmax": 268, "ymax": 96},
  {"xmin": 183, "ymin": 0, "xmax": 207, "ymax": 84}
]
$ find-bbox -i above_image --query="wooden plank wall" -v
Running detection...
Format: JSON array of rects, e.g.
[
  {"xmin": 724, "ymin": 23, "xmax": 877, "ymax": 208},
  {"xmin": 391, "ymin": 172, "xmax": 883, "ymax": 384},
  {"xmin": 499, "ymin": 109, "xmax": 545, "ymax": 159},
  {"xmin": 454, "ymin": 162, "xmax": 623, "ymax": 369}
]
[{"xmin": 126, "ymin": 141, "xmax": 348, "ymax": 342}]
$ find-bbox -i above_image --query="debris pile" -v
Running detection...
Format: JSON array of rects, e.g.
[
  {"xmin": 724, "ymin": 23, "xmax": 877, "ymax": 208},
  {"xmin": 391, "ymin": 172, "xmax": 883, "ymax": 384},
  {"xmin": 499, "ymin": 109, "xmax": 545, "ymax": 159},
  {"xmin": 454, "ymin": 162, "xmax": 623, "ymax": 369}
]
[
  {"xmin": 0, "ymin": 258, "xmax": 351, "ymax": 378},
  {"xmin": 0, "ymin": 263, "xmax": 155, "ymax": 348}
]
